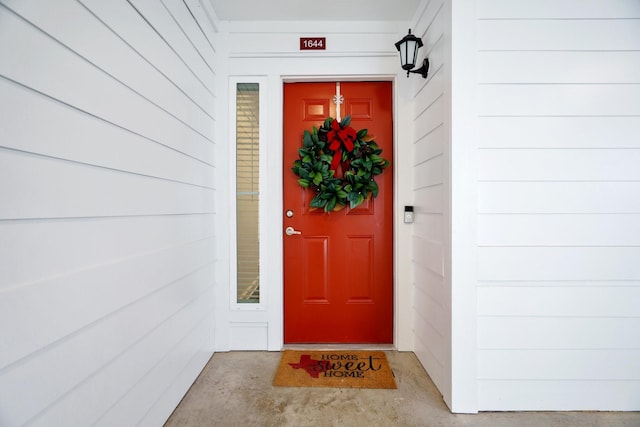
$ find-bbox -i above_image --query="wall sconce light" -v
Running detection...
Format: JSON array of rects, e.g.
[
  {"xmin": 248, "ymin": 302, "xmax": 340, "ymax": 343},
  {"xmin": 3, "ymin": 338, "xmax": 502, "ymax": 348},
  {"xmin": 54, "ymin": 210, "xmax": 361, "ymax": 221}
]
[{"xmin": 395, "ymin": 29, "xmax": 429, "ymax": 79}]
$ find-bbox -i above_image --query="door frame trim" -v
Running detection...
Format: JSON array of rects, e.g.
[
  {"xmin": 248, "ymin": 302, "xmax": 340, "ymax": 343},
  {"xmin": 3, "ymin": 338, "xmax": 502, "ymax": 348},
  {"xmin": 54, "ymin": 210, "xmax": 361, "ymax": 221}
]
[{"xmin": 265, "ymin": 74, "xmax": 412, "ymax": 350}]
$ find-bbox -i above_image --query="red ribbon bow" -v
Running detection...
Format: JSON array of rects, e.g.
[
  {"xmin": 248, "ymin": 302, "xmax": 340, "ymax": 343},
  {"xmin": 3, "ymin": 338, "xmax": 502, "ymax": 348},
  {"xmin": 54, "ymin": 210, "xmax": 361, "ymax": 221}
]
[{"xmin": 327, "ymin": 119, "xmax": 357, "ymax": 172}]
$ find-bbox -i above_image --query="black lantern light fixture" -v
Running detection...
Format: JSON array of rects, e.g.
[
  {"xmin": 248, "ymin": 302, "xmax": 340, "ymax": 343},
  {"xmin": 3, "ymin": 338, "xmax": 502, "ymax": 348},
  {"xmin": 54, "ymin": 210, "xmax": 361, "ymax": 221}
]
[{"xmin": 395, "ymin": 29, "xmax": 429, "ymax": 79}]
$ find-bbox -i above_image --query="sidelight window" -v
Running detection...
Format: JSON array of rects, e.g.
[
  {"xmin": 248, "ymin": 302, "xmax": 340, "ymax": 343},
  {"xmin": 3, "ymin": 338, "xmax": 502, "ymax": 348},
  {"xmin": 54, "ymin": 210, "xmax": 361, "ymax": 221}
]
[{"xmin": 235, "ymin": 82, "xmax": 260, "ymax": 304}]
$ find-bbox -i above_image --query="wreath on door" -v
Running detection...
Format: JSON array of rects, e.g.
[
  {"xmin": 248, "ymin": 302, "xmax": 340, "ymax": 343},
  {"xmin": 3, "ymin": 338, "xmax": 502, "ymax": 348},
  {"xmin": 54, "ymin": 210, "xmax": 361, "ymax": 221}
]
[{"xmin": 291, "ymin": 116, "xmax": 389, "ymax": 212}]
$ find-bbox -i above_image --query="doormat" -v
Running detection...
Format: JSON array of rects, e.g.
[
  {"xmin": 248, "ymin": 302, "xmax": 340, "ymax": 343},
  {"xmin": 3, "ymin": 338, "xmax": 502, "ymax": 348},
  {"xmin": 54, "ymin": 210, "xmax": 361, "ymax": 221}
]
[{"xmin": 273, "ymin": 350, "xmax": 397, "ymax": 389}]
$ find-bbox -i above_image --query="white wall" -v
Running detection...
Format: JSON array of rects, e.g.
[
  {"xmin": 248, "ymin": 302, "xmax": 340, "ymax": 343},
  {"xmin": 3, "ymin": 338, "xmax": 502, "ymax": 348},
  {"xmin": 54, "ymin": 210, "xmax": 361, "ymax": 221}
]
[
  {"xmin": 412, "ymin": 0, "xmax": 640, "ymax": 413},
  {"xmin": 214, "ymin": 19, "xmax": 414, "ymax": 351},
  {"xmin": 475, "ymin": 0, "xmax": 640, "ymax": 411},
  {"xmin": 0, "ymin": 0, "xmax": 218, "ymax": 425},
  {"xmin": 410, "ymin": 0, "xmax": 459, "ymax": 410}
]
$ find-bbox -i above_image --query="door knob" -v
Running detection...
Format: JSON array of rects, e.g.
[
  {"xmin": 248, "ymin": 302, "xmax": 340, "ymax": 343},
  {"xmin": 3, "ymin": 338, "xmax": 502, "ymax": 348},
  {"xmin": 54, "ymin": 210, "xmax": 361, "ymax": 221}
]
[{"xmin": 285, "ymin": 226, "xmax": 302, "ymax": 236}]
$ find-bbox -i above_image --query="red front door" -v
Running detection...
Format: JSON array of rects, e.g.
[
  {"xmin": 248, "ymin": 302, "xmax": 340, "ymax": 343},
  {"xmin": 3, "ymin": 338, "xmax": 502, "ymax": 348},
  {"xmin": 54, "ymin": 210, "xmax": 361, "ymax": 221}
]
[{"xmin": 283, "ymin": 82, "xmax": 393, "ymax": 343}]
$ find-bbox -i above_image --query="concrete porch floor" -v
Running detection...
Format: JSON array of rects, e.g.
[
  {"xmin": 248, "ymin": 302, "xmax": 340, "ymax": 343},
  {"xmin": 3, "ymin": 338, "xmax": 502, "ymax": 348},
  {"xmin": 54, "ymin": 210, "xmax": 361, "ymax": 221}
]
[{"xmin": 165, "ymin": 351, "xmax": 640, "ymax": 427}]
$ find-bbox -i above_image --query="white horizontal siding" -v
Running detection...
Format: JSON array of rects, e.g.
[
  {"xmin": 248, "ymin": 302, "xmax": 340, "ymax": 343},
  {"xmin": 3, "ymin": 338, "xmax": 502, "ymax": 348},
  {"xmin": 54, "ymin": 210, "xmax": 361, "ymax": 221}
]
[
  {"xmin": 477, "ymin": 0, "xmax": 640, "ymax": 19},
  {"xmin": 414, "ymin": 212, "xmax": 445, "ymax": 244},
  {"xmin": 78, "ymin": 0, "xmax": 215, "ymax": 107},
  {"xmin": 414, "ymin": 124, "xmax": 445, "ymax": 164},
  {"xmin": 0, "ymin": 150, "xmax": 214, "ymax": 219},
  {"xmin": 129, "ymin": 0, "xmax": 216, "ymax": 87},
  {"xmin": 478, "ymin": 116, "xmax": 640, "ymax": 149},
  {"xmin": 478, "ymin": 84, "xmax": 640, "ymax": 117},
  {"xmin": 0, "ymin": 6, "xmax": 214, "ymax": 161},
  {"xmin": 0, "ymin": 0, "xmax": 218, "ymax": 425},
  {"xmin": 0, "ymin": 237, "xmax": 215, "ymax": 366},
  {"xmin": 475, "ymin": 0, "xmax": 640, "ymax": 411},
  {"xmin": 414, "ymin": 67, "xmax": 445, "ymax": 120},
  {"xmin": 27, "ymin": 292, "xmax": 214, "ymax": 427},
  {"xmin": 479, "ymin": 51, "xmax": 640, "ymax": 84},
  {"xmin": 411, "ymin": 0, "xmax": 452, "ymax": 406},
  {"xmin": 414, "ymin": 155, "xmax": 444, "ymax": 189},
  {"xmin": 413, "ymin": 304, "xmax": 446, "ymax": 390},
  {"xmin": 161, "ymin": 0, "xmax": 217, "ymax": 72},
  {"xmin": 0, "ymin": 266, "xmax": 214, "ymax": 426},
  {"xmin": 414, "ymin": 264, "xmax": 447, "ymax": 390},
  {"xmin": 478, "ymin": 247, "xmax": 640, "ymax": 281},
  {"xmin": 0, "ymin": 215, "xmax": 214, "ymax": 291},
  {"xmin": 479, "ymin": 316, "xmax": 640, "ymax": 349},
  {"xmin": 478, "ymin": 380, "xmax": 640, "ymax": 411},
  {"xmin": 479, "ymin": 214, "xmax": 640, "ymax": 246},
  {"xmin": 94, "ymin": 313, "xmax": 215, "ymax": 427},
  {"xmin": 414, "ymin": 94, "xmax": 446, "ymax": 142},
  {"xmin": 2, "ymin": 0, "xmax": 214, "ymax": 135},
  {"xmin": 479, "ymin": 181, "xmax": 640, "ymax": 214},
  {"xmin": 480, "ymin": 349, "xmax": 640, "ymax": 380},
  {"xmin": 479, "ymin": 149, "xmax": 640, "ymax": 181},
  {"xmin": 477, "ymin": 19, "xmax": 640, "ymax": 51},
  {"xmin": 0, "ymin": 79, "xmax": 214, "ymax": 189},
  {"xmin": 414, "ymin": 185, "xmax": 444, "ymax": 214},
  {"xmin": 413, "ymin": 235, "xmax": 445, "ymax": 277},
  {"xmin": 478, "ymin": 286, "xmax": 640, "ymax": 318}
]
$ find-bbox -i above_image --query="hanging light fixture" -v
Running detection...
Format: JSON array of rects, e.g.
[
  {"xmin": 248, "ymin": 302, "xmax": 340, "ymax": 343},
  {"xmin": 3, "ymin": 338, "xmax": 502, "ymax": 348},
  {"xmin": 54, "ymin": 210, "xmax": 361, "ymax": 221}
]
[{"xmin": 394, "ymin": 29, "xmax": 429, "ymax": 79}]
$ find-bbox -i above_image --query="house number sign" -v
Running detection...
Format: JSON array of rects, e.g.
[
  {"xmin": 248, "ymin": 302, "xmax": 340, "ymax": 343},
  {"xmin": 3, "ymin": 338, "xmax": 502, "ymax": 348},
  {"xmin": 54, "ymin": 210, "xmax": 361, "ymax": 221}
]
[{"xmin": 300, "ymin": 37, "xmax": 326, "ymax": 50}]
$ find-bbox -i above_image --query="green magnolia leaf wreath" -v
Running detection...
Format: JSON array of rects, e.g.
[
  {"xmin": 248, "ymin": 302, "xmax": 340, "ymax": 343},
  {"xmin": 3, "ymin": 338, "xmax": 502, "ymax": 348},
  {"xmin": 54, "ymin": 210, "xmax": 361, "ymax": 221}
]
[{"xmin": 292, "ymin": 115, "xmax": 390, "ymax": 212}]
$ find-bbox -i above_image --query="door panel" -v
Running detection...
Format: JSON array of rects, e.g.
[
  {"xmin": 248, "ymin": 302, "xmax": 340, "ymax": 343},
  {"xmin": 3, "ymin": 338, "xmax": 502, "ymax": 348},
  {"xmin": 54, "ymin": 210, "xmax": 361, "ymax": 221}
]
[
  {"xmin": 283, "ymin": 81, "xmax": 393, "ymax": 343},
  {"xmin": 303, "ymin": 237, "xmax": 329, "ymax": 302}
]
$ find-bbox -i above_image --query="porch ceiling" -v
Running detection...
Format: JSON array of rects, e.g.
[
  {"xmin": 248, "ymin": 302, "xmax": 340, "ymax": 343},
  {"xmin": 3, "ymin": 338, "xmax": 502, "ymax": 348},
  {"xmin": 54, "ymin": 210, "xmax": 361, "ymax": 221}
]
[{"xmin": 208, "ymin": 0, "xmax": 422, "ymax": 21}]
